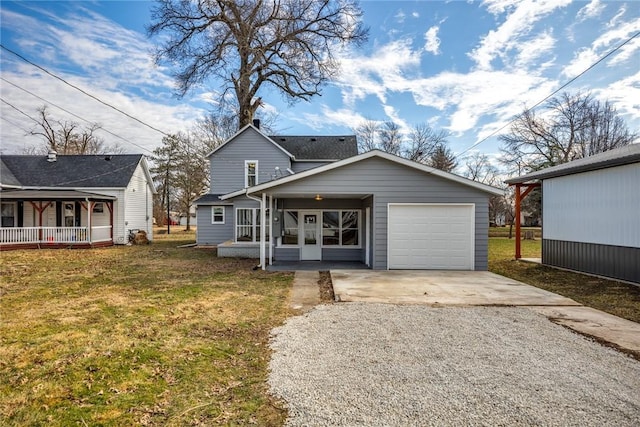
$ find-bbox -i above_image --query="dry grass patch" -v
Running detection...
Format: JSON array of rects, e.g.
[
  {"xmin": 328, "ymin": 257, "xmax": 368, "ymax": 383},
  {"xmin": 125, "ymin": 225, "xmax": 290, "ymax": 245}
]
[
  {"xmin": 489, "ymin": 238, "xmax": 640, "ymax": 323},
  {"xmin": 0, "ymin": 230, "xmax": 292, "ymax": 426}
]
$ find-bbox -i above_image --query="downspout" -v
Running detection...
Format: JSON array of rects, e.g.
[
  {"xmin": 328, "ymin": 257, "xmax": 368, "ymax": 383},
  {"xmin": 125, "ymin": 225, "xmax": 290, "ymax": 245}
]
[{"xmin": 246, "ymin": 192, "xmax": 266, "ymax": 270}]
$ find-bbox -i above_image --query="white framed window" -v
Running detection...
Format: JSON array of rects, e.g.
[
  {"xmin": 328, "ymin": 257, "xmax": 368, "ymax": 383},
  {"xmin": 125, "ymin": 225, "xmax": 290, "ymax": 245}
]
[
  {"xmin": 1, "ymin": 202, "xmax": 16, "ymax": 227},
  {"xmin": 322, "ymin": 210, "xmax": 360, "ymax": 246},
  {"xmin": 235, "ymin": 208, "xmax": 269, "ymax": 243},
  {"xmin": 282, "ymin": 211, "xmax": 299, "ymax": 245},
  {"xmin": 245, "ymin": 160, "xmax": 258, "ymax": 187},
  {"xmin": 93, "ymin": 202, "xmax": 104, "ymax": 213},
  {"xmin": 211, "ymin": 206, "xmax": 225, "ymax": 224}
]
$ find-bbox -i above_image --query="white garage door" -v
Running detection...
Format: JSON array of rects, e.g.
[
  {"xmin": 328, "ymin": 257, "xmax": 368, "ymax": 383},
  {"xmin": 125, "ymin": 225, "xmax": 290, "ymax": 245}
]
[{"xmin": 388, "ymin": 204, "xmax": 474, "ymax": 270}]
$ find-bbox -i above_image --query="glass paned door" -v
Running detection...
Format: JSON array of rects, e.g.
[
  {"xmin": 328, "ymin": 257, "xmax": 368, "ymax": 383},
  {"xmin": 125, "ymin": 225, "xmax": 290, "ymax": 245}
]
[{"xmin": 300, "ymin": 212, "xmax": 321, "ymax": 260}]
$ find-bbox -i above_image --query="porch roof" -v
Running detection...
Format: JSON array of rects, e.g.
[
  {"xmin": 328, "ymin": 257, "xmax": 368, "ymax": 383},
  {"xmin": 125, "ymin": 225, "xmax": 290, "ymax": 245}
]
[{"xmin": 0, "ymin": 189, "xmax": 116, "ymax": 201}]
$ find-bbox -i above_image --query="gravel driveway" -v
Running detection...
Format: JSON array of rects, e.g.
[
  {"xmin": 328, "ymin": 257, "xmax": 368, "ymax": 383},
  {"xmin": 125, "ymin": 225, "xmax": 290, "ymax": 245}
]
[{"xmin": 269, "ymin": 303, "xmax": 640, "ymax": 426}]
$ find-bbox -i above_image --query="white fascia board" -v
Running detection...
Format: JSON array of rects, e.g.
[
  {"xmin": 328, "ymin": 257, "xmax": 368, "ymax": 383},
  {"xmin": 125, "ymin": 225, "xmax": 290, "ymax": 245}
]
[
  {"xmin": 139, "ymin": 156, "xmax": 158, "ymax": 194},
  {"xmin": 219, "ymin": 188, "xmax": 247, "ymax": 200},
  {"xmin": 204, "ymin": 124, "xmax": 295, "ymax": 159},
  {"xmin": 246, "ymin": 150, "xmax": 504, "ymax": 196}
]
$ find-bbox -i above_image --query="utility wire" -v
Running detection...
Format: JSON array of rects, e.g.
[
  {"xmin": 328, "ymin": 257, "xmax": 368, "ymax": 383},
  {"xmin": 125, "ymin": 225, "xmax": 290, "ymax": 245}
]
[
  {"xmin": 1, "ymin": 77, "xmax": 154, "ymax": 154},
  {"xmin": 1, "ymin": 98, "xmax": 39, "ymax": 123},
  {"xmin": 1, "ymin": 44, "xmax": 170, "ymax": 137},
  {"xmin": 458, "ymin": 30, "xmax": 640, "ymax": 156}
]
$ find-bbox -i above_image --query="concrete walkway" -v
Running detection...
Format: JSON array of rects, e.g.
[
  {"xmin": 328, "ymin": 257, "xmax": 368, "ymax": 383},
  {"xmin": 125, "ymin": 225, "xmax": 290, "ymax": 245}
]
[{"xmin": 289, "ymin": 269, "xmax": 640, "ymax": 356}]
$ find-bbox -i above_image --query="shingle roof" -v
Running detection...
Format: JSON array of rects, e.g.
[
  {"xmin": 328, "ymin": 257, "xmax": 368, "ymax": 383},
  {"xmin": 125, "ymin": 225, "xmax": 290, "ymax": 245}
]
[
  {"xmin": 269, "ymin": 135, "xmax": 358, "ymax": 160},
  {"xmin": 0, "ymin": 158, "xmax": 21, "ymax": 187},
  {"xmin": 505, "ymin": 144, "xmax": 640, "ymax": 184},
  {"xmin": 0, "ymin": 154, "xmax": 144, "ymax": 188},
  {"xmin": 194, "ymin": 193, "xmax": 233, "ymax": 205}
]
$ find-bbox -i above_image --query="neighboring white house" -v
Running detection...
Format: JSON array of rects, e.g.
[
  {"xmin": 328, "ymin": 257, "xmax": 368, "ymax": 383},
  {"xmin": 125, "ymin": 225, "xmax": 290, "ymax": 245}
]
[
  {"xmin": 506, "ymin": 144, "xmax": 640, "ymax": 283},
  {"xmin": 0, "ymin": 152, "xmax": 155, "ymax": 249}
]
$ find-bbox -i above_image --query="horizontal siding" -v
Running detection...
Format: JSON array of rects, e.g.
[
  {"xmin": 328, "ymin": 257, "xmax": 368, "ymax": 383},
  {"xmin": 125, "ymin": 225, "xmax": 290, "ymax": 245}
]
[
  {"xmin": 261, "ymin": 157, "xmax": 490, "ymax": 270},
  {"xmin": 210, "ymin": 127, "xmax": 292, "ymax": 194},
  {"xmin": 124, "ymin": 163, "xmax": 154, "ymax": 241},
  {"xmin": 322, "ymin": 248, "xmax": 363, "ymax": 261},
  {"xmin": 543, "ymin": 239, "xmax": 640, "ymax": 284},
  {"xmin": 543, "ymin": 163, "xmax": 640, "ymax": 247},
  {"xmin": 196, "ymin": 205, "xmax": 233, "ymax": 245},
  {"xmin": 291, "ymin": 161, "xmax": 330, "ymax": 173},
  {"xmin": 274, "ymin": 247, "xmax": 300, "ymax": 261}
]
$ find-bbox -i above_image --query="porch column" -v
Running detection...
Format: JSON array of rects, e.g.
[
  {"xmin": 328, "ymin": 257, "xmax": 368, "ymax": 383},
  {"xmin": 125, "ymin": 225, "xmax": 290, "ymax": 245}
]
[
  {"xmin": 87, "ymin": 200, "xmax": 92, "ymax": 244},
  {"xmin": 268, "ymin": 194, "xmax": 273, "ymax": 266},
  {"xmin": 260, "ymin": 192, "xmax": 266, "ymax": 270}
]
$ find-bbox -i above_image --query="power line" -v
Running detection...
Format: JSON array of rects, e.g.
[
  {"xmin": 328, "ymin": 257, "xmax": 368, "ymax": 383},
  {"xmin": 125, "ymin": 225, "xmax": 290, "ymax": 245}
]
[
  {"xmin": 1, "ymin": 77, "xmax": 154, "ymax": 154},
  {"xmin": 458, "ymin": 30, "xmax": 640, "ymax": 157},
  {"xmin": 1, "ymin": 115, "xmax": 32, "ymax": 134},
  {"xmin": 0, "ymin": 44, "xmax": 171, "ymax": 137},
  {"xmin": 1, "ymin": 98, "xmax": 40, "ymax": 123}
]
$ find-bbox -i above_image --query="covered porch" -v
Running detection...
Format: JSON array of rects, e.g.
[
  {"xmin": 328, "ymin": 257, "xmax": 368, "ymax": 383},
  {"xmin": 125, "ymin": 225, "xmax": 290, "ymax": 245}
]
[{"xmin": 0, "ymin": 189, "xmax": 116, "ymax": 250}]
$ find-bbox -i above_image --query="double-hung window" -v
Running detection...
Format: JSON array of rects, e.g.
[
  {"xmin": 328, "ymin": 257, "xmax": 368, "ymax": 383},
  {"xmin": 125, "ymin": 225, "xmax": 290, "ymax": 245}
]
[
  {"xmin": 1, "ymin": 202, "xmax": 15, "ymax": 227},
  {"xmin": 245, "ymin": 160, "xmax": 258, "ymax": 187},
  {"xmin": 211, "ymin": 206, "xmax": 225, "ymax": 224},
  {"xmin": 322, "ymin": 210, "xmax": 359, "ymax": 246},
  {"xmin": 236, "ymin": 208, "xmax": 269, "ymax": 242}
]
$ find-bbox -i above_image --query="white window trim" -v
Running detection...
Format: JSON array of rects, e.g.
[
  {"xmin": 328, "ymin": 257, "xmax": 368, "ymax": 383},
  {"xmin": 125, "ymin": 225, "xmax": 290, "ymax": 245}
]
[
  {"xmin": 1, "ymin": 201, "xmax": 17, "ymax": 228},
  {"xmin": 245, "ymin": 160, "xmax": 259, "ymax": 188},
  {"xmin": 211, "ymin": 206, "xmax": 225, "ymax": 224},
  {"xmin": 234, "ymin": 207, "xmax": 270, "ymax": 243}
]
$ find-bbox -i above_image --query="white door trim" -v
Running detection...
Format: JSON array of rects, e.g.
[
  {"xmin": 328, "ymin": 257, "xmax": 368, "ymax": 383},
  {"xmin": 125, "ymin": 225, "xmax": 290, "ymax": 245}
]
[{"xmin": 300, "ymin": 211, "xmax": 322, "ymax": 260}]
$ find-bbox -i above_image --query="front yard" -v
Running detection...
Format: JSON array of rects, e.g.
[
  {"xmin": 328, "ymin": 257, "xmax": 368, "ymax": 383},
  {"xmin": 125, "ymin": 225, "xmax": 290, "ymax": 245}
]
[
  {"xmin": 0, "ymin": 230, "xmax": 292, "ymax": 426},
  {"xmin": 1, "ymin": 230, "xmax": 638, "ymax": 426}
]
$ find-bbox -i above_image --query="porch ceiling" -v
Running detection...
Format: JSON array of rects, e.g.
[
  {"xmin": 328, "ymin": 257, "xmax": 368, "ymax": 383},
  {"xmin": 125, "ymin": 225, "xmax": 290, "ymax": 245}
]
[{"xmin": 0, "ymin": 189, "xmax": 116, "ymax": 200}]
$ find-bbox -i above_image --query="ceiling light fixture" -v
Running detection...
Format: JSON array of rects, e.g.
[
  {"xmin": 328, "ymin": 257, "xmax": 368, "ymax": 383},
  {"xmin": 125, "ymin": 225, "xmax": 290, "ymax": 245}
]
[{"xmin": 314, "ymin": 194, "xmax": 323, "ymax": 201}]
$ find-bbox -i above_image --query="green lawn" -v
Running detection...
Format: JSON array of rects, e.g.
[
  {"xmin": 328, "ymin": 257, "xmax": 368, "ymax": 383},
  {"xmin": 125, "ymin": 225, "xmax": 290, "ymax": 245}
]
[
  {"xmin": 489, "ymin": 237, "xmax": 640, "ymax": 323},
  {"xmin": 0, "ymin": 229, "xmax": 292, "ymax": 426}
]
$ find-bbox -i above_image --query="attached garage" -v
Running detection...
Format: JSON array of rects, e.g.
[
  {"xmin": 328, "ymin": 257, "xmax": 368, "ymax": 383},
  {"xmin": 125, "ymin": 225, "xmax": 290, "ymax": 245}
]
[{"xmin": 388, "ymin": 204, "xmax": 474, "ymax": 270}]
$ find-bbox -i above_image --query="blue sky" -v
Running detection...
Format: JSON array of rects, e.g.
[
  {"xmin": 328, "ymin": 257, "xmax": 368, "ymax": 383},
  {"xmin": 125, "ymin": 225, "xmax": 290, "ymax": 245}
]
[{"xmin": 1, "ymin": 0, "xmax": 639, "ymax": 164}]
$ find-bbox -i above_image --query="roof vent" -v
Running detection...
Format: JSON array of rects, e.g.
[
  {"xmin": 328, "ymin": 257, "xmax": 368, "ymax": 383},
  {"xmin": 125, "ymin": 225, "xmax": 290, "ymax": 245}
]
[
  {"xmin": 253, "ymin": 118, "xmax": 260, "ymax": 129},
  {"xmin": 104, "ymin": 155, "xmax": 112, "ymax": 161},
  {"xmin": 339, "ymin": 137, "xmax": 345, "ymax": 141},
  {"xmin": 310, "ymin": 138, "xmax": 317, "ymax": 141},
  {"xmin": 280, "ymin": 138, "xmax": 286, "ymax": 141},
  {"xmin": 47, "ymin": 150, "xmax": 57, "ymax": 162}
]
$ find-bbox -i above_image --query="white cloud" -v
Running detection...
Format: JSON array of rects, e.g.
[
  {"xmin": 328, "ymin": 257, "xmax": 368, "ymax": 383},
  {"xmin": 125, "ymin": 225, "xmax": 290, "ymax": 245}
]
[
  {"xmin": 412, "ymin": 12, "xmax": 420, "ymax": 18},
  {"xmin": 513, "ymin": 30, "xmax": 556, "ymax": 70},
  {"xmin": 596, "ymin": 70, "xmax": 640, "ymax": 123},
  {"xmin": 0, "ymin": 6, "xmax": 205, "ymax": 154},
  {"xmin": 577, "ymin": 0, "xmax": 605, "ymax": 21},
  {"xmin": 563, "ymin": 15, "xmax": 640, "ymax": 77},
  {"xmin": 296, "ymin": 106, "xmax": 367, "ymax": 131},
  {"xmin": 394, "ymin": 10, "xmax": 406, "ymax": 24},
  {"xmin": 424, "ymin": 26, "xmax": 441, "ymax": 55},
  {"xmin": 469, "ymin": 0, "xmax": 572, "ymax": 70}
]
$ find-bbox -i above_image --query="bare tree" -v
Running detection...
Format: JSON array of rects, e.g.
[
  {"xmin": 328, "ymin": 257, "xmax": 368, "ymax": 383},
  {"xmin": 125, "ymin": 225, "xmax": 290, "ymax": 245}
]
[
  {"xmin": 403, "ymin": 123, "xmax": 449, "ymax": 163},
  {"xmin": 148, "ymin": 0, "xmax": 368, "ymax": 128},
  {"xmin": 29, "ymin": 105, "xmax": 122, "ymax": 155},
  {"xmin": 353, "ymin": 119, "xmax": 380, "ymax": 153},
  {"xmin": 378, "ymin": 121, "xmax": 402, "ymax": 156},
  {"xmin": 500, "ymin": 92, "xmax": 637, "ymax": 173},
  {"xmin": 462, "ymin": 153, "xmax": 509, "ymax": 226}
]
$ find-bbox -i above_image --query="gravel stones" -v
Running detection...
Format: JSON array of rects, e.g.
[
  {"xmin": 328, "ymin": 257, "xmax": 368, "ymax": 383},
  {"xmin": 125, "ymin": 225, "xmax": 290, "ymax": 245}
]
[{"xmin": 269, "ymin": 303, "xmax": 640, "ymax": 426}]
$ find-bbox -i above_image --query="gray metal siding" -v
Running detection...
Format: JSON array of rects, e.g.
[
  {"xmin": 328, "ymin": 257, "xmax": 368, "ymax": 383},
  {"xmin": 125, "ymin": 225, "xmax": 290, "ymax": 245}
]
[
  {"xmin": 543, "ymin": 163, "xmax": 640, "ymax": 247},
  {"xmin": 196, "ymin": 205, "xmax": 233, "ymax": 245},
  {"xmin": 210, "ymin": 127, "xmax": 292, "ymax": 194},
  {"xmin": 543, "ymin": 239, "xmax": 639, "ymax": 284},
  {"xmin": 262, "ymin": 157, "xmax": 490, "ymax": 270}
]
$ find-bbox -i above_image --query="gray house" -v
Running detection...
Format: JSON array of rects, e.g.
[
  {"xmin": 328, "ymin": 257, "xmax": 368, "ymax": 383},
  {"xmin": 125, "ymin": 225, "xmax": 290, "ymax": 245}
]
[
  {"xmin": 506, "ymin": 144, "xmax": 640, "ymax": 283},
  {"xmin": 195, "ymin": 124, "xmax": 503, "ymax": 270}
]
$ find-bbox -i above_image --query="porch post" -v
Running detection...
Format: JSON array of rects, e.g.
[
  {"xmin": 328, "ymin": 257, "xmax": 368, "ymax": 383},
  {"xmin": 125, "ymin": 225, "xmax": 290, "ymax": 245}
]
[
  {"xmin": 260, "ymin": 192, "xmax": 266, "ymax": 270},
  {"xmin": 87, "ymin": 199, "xmax": 92, "ymax": 244},
  {"xmin": 268, "ymin": 194, "xmax": 273, "ymax": 266}
]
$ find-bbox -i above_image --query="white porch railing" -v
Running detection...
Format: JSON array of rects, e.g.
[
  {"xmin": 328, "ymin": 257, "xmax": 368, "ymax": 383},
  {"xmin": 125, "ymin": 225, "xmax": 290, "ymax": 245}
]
[{"xmin": 0, "ymin": 226, "xmax": 112, "ymax": 244}]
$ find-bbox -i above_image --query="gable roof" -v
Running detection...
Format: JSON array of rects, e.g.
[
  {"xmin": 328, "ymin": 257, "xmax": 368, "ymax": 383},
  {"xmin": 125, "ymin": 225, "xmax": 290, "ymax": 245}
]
[
  {"xmin": 221, "ymin": 150, "xmax": 503, "ymax": 199},
  {"xmin": 0, "ymin": 154, "xmax": 148, "ymax": 189},
  {"xmin": 505, "ymin": 144, "xmax": 640, "ymax": 184},
  {"xmin": 268, "ymin": 135, "xmax": 357, "ymax": 160},
  {"xmin": 204, "ymin": 123, "xmax": 357, "ymax": 161}
]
